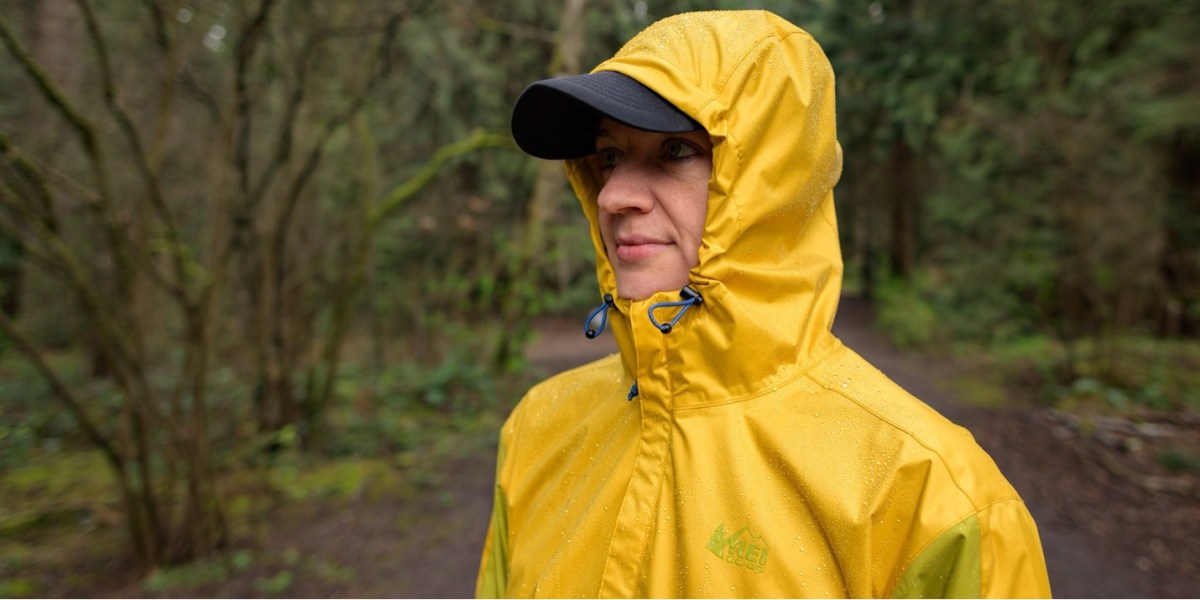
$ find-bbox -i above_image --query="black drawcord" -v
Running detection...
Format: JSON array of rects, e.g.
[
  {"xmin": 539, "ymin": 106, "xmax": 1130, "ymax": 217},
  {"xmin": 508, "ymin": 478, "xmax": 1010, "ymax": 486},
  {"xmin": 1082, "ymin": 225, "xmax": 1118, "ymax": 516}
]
[
  {"xmin": 581, "ymin": 287, "xmax": 703, "ymax": 403},
  {"xmin": 647, "ymin": 286, "xmax": 704, "ymax": 334},
  {"xmin": 584, "ymin": 293, "xmax": 615, "ymax": 339}
]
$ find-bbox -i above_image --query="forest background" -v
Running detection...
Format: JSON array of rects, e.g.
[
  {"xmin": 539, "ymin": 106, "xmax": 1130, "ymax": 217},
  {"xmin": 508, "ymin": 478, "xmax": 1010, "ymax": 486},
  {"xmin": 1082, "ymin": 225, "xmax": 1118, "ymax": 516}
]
[{"xmin": 0, "ymin": 0, "xmax": 1197, "ymax": 596}]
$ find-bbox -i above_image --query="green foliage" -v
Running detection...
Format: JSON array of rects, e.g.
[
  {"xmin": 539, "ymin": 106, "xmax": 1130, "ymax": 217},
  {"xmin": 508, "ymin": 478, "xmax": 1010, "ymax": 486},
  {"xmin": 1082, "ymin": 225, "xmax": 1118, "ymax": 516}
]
[
  {"xmin": 319, "ymin": 350, "xmax": 514, "ymax": 459},
  {"xmin": 0, "ymin": 423, "xmax": 35, "ymax": 472},
  {"xmin": 254, "ymin": 570, "xmax": 294, "ymax": 597},
  {"xmin": 2, "ymin": 451, "xmax": 114, "ymax": 505},
  {"xmin": 267, "ymin": 456, "xmax": 398, "ymax": 502},
  {"xmin": 988, "ymin": 335, "xmax": 1200, "ymax": 412},
  {"xmin": 0, "ymin": 351, "xmax": 95, "ymax": 468},
  {"xmin": 944, "ymin": 375, "xmax": 1010, "ymax": 409},
  {"xmin": 142, "ymin": 551, "xmax": 253, "ymax": 594},
  {"xmin": 138, "ymin": 547, "xmax": 351, "ymax": 597},
  {"xmin": 319, "ymin": 400, "xmax": 418, "ymax": 458},
  {"xmin": 0, "ymin": 578, "xmax": 35, "ymax": 599},
  {"xmin": 139, "ymin": 547, "xmax": 348, "ymax": 596},
  {"xmin": 825, "ymin": 0, "xmax": 1200, "ymax": 346},
  {"xmin": 392, "ymin": 352, "xmax": 496, "ymax": 413},
  {"xmin": 1156, "ymin": 447, "xmax": 1200, "ymax": 475},
  {"xmin": 820, "ymin": 0, "xmax": 1200, "ymax": 440},
  {"xmin": 874, "ymin": 277, "xmax": 939, "ymax": 350},
  {"xmin": 1067, "ymin": 377, "xmax": 1133, "ymax": 412}
]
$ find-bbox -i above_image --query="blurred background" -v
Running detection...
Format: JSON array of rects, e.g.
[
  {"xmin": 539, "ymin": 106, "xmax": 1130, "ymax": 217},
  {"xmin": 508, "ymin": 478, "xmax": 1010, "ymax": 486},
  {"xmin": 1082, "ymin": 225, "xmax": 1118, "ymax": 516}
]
[{"xmin": 0, "ymin": 0, "xmax": 1196, "ymax": 597}]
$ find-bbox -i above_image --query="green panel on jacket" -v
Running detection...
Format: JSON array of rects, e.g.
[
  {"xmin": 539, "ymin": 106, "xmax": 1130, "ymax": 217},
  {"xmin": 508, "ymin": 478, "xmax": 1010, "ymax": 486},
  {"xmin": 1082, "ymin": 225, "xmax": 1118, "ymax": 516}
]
[{"xmin": 893, "ymin": 514, "xmax": 982, "ymax": 598}]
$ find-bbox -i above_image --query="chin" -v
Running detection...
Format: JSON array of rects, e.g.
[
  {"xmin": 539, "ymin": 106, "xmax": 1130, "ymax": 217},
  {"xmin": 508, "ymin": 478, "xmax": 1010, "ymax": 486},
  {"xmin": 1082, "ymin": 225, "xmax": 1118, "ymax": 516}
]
[
  {"xmin": 617, "ymin": 277, "xmax": 687, "ymax": 301},
  {"xmin": 616, "ymin": 280, "xmax": 651, "ymax": 301}
]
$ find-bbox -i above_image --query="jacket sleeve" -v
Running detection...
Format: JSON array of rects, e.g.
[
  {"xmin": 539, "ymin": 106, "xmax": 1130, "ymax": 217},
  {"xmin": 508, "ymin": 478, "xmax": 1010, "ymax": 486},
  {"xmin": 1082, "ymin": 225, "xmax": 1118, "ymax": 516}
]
[
  {"xmin": 891, "ymin": 499, "xmax": 1052, "ymax": 598},
  {"xmin": 475, "ymin": 422, "xmax": 513, "ymax": 598}
]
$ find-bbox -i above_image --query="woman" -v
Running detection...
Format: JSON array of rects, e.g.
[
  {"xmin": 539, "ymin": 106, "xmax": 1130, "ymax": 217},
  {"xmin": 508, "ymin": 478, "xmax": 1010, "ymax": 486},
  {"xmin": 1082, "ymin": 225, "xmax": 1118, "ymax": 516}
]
[{"xmin": 477, "ymin": 10, "xmax": 1051, "ymax": 598}]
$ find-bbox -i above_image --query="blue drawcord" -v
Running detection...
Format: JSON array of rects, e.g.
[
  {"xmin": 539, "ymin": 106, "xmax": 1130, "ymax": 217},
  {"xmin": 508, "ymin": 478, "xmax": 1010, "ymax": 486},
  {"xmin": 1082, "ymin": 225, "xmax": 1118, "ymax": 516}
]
[
  {"xmin": 647, "ymin": 286, "xmax": 704, "ymax": 334},
  {"xmin": 627, "ymin": 381, "xmax": 639, "ymax": 401},
  {"xmin": 584, "ymin": 294, "xmax": 615, "ymax": 339}
]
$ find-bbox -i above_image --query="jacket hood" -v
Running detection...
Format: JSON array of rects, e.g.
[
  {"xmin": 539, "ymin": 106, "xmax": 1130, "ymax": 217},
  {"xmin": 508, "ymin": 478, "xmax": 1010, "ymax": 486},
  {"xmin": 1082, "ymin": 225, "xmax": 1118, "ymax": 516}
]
[{"xmin": 565, "ymin": 10, "xmax": 844, "ymax": 406}]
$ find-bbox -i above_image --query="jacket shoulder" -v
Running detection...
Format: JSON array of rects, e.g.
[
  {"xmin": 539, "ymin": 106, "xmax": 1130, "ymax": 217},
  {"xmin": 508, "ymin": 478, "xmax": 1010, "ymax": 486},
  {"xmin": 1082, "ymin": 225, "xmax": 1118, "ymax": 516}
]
[
  {"xmin": 807, "ymin": 343, "xmax": 1019, "ymax": 505},
  {"xmin": 807, "ymin": 344, "xmax": 1049, "ymax": 596}
]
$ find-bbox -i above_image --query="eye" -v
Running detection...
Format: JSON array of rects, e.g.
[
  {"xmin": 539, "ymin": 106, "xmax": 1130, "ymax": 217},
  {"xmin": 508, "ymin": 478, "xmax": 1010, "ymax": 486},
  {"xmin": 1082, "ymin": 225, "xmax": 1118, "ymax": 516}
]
[
  {"xmin": 665, "ymin": 140, "xmax": 698, "ymax": 160},
  {"xmin": 597, "ymin": 147, "xmax": 621, "ymax": 169}
]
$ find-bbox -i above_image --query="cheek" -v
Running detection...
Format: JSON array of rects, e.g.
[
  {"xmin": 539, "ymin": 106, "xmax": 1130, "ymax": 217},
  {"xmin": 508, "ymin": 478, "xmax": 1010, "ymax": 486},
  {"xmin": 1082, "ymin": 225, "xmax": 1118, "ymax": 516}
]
[
  {"xmin": 680, "ymin": 185, "xmax": 709, "ymax": 246},
  {"xmin": 596, "ymin": 213, "xmax": 617, "ymax": 249},
  {"xmin": 680, "ymin": 161, "xmax": 711, "ymax": 246},
  {"xmin": 690, "ymin": 198, "xmax": 708, "ymax": 238}
]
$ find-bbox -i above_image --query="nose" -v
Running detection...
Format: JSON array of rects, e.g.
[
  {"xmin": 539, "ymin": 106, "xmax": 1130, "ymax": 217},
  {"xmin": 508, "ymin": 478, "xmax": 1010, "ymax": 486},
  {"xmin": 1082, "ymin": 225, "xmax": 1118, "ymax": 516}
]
[{"xmin": 596, "ymin": 164, "xmax": 654, "ymax": 215}]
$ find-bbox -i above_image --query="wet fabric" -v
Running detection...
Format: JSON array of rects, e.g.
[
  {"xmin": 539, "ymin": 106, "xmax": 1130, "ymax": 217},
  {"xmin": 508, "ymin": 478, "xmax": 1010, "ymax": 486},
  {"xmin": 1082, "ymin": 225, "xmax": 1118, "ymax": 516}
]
[{"xmin": 477, "ymin": 10, "xmax": 1051, "ymax": 598}]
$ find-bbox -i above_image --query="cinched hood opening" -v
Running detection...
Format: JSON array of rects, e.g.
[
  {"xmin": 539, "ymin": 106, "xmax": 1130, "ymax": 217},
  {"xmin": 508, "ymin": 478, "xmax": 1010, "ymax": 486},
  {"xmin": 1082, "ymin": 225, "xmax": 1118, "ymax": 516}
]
[{"xmin": 564, "ymin": 10, "xmax": 845, "ymax": 405}]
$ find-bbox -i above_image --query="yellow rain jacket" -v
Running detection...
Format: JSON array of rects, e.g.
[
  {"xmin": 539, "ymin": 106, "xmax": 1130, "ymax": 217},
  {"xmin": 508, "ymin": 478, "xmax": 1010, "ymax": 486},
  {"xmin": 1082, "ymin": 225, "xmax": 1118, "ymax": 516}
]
[{"xmin": 477, "ymin": 10, "xmax": 1051, "ymax": 598}]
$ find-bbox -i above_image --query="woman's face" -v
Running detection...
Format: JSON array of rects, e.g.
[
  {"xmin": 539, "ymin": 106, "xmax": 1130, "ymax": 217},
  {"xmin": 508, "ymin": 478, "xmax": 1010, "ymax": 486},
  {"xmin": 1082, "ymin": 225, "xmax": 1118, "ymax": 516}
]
[{"xmin": 590, "ymin": 118, "xmax": 713, "ymax": 301}]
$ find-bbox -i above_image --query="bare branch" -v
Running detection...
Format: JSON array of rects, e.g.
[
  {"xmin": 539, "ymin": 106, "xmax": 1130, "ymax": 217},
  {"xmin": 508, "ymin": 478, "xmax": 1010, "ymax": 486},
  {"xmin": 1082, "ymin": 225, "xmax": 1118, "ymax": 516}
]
[
  {"xmin": 137, "ymin": 0, "xmax": 180, "ymax": 170},
  {"xmin": 247, "ymin": 35, "xmax": 316, "ymax": 206},
  {"xmin": 271, "ymin": 12, "xmax": 405, "ymax": 245},
  {"xmin": 253, "ymin": 11, "xmax": 410, "ymax": 400},
  {"xmin": 0, "ymin": 179, "xmax": 134, "ymax": 361},
  {"xmin": 0, "ymin": 178, "xmax": 164, "ymax": 467},
  {"xmin": 310, "ymin": 126, "xmax": 509, "ymax": 415},
  {"xmin": 370, "ymin": 129, "xmax": 512, "ymax": 229},
  {"xmin": 0, "ymin": 157, "xmax": 94, "ymax": 286},
  {"xmin": 0, "ymin": 132, "xmax": 58, "ymax": 232},
  {"xmin": 1, "ymin": 131, "xmax": 103, "ymax": 210},
  {"xmin": 248, "ymin": 15, "xmax": 397, "ymax": 204},
  {"xmin": 179, "ymin": 66, "xmax": 222, "ymax": 123},
  {"xmin": 474, "ymin": 13, "xmax": 557, "ymax": 44},
  {"xmin": 233, "ymin": 0, "xmax": 281, "ymax": 196},
  {"xmin": 0, "ymin": 195, "xmax": 64, "ymax": 287},
  {"xmin": 0, "ymin": 206, "xmax": 65, "ymax": 278},
  {"xmin": 0, "ymin": 14, "xmax": 99, "ymax": 158},
  {"xmin": 0, "ymin": 10, "xmax": 142, "ymax": 321},
  {"xmin": 77, "ymin": 0, "xmax": 189, "ymax": 300},
  {"xmin": 0, "ymin": 309, "xmax": 123, "ymax": 467},
  {"xmin": 138, "ymin": 0, "xmax": 170, "ymax": 52}
]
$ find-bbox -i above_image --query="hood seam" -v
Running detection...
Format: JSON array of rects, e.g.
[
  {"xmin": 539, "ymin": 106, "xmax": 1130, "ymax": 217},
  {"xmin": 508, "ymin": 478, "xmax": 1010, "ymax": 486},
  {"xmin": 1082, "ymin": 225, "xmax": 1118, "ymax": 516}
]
[{"xmin": 670, "ymin": 334, "xmax": 843, "ymax": 413}]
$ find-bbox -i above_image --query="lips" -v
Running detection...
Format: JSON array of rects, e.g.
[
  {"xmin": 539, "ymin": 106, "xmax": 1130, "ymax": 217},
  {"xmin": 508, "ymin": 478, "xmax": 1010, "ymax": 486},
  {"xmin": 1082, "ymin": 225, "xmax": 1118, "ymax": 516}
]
[{"xmin": 614, "ymin": 234, "xmax": 672, "ymax": 262}]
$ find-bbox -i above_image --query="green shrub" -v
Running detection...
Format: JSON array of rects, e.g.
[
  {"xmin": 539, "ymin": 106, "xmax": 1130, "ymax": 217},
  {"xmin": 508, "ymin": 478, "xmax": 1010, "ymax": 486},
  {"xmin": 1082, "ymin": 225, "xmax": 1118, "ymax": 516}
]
[
  {"xmin": 1156, "ymin": 447, "xmax": 1200, "ymax": 474},
  {"xmin": 989, "ymin": 335, "xmax": 1200, "ymax": 412},
  {"xmin": 874, "ymin": 277, "xmax": 939, "ymax": 350}
]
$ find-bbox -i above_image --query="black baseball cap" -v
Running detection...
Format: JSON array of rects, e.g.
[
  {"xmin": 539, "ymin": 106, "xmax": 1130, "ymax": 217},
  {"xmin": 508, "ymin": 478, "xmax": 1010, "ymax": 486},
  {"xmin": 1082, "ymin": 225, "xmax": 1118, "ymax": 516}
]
[{"xmin": 511, "ymin": 70, "xmax": 701, "ymax": 160}]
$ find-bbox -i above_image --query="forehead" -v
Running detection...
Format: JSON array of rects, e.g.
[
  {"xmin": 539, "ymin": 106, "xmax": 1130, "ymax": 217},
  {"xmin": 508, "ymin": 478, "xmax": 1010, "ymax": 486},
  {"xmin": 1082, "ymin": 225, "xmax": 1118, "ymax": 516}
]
[{"xmin": 594, "ymin": 118, "xmax": 711, "ymax": 146}]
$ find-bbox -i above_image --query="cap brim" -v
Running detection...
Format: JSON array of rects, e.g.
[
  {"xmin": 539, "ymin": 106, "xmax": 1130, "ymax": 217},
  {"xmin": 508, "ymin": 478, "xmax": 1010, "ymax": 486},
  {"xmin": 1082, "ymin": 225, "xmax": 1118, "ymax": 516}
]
[{"xmin": 511, "ymin": 71, "xmax": 699, "ymax": 160}]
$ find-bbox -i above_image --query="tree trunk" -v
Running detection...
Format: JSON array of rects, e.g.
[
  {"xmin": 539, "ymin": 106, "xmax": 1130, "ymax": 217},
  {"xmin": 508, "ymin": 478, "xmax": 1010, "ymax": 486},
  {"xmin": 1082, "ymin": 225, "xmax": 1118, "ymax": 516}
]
[
  {"xmin": 0, "ymin": 237, "xmax": 23, "ymax": 316},
  {"xmin": 492, "ymin": 0, "xmax": 588, "ymax": 369},
  {"xmin": 523, "ymin": 0, "xmax": 586, "ymax": 258}
]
